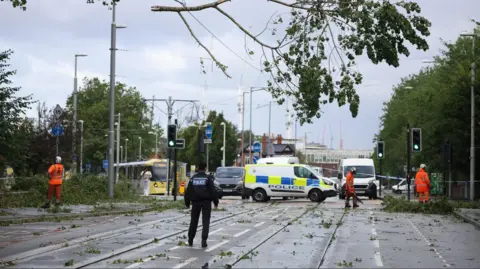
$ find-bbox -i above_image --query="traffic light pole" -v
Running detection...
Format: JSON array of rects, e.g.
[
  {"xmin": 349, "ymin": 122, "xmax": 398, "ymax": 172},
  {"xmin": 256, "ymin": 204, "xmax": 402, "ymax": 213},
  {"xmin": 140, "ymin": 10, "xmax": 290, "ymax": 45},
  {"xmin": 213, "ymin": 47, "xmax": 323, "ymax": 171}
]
[
  {"xmin": 379, "ymin": 158, "xmax": 382, "ymax": 197},
  {"xmin": 173, "ymin": 119, "xmax": 178, "ymax": 201},
  {"xmin": 407, "ymin": 124, "xmax": 411, "ymax": 201}
]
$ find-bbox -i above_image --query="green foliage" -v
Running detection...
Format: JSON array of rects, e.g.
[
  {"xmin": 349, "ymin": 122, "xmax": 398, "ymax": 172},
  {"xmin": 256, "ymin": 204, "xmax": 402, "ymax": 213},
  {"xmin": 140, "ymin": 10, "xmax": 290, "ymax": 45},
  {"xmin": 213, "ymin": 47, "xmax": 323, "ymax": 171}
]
[
  {"xmin": 295, "ymin": 151, "xmax": 306, "ymax": 164},
  {"xmin": 65, "ymin": 78, "xmax": 161, "ymax": 166},
  {"xmin": 374, "ymin": 28, "xmax": 479, "ymax": 178},
  {"xmin": 0, "ymin": 50, "xmax": 35, "ymax": 174},
  {"xmin": 381, "ymin": 196, "xmax": 455, "ymax": 214},
  {"xmin": 176, "ymin": 111, "xmax": 238, "ymax": 169}
]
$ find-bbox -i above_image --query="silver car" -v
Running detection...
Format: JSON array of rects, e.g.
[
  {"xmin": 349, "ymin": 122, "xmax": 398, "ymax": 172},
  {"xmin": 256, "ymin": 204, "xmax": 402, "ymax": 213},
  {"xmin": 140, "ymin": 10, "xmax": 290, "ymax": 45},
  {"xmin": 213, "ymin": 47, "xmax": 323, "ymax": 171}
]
[{"xmin": 215, "ymin": 167, "xmax": 248, "ymax": 199}]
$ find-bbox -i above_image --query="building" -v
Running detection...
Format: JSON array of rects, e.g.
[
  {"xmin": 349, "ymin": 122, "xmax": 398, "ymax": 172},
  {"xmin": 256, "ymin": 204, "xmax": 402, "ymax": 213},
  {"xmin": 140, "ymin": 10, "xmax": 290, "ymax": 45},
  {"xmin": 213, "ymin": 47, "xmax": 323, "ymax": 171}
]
[{"xmin": 238, "ymin": 134, "xmax": 296, "ymax": 165}]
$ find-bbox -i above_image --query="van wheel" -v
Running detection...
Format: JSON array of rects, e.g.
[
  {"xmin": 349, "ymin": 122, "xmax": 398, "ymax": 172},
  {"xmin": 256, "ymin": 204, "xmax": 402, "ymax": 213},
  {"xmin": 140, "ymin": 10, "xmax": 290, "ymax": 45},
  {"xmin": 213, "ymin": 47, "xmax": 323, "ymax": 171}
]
[
  {"xmin": 309, "ymin": 189, "xmax": 324, "ymax": 202},
  {"xmin": 253, "ymin": 189, "xmax": 267, "ymax": 202}
]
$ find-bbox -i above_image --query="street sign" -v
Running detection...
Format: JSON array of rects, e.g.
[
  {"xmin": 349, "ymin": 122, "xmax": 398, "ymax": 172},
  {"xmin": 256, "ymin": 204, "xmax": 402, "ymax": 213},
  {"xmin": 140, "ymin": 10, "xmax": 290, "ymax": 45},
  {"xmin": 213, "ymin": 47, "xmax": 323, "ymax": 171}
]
[
  {"xmin": 175, "ymin": 139, "xmax": 185, "ymax": 149},
  {"xmin": 54, "ymin": 104, "xmax": 63, "ymax": 119},
  {"xmin": 253, "ymin": 156, "xmax": 259, "ymax": 164},
  {"xmin": 103, "ymin": 160, "xmax": 108, "ymax": 169},
  {"xmin": 205, "ymin": 122, "xmax": 212, "ymax": 140},
  {"xmin": 204, "ymin": 138, "xmax": 212, "ymax": 144},
  {"xmin": 51, "ymin": 124, "xmax": 63, "ymax": 136},
  {"xmin": 253, "ymin": 141, "xmax": 261, "ymax": 153}
]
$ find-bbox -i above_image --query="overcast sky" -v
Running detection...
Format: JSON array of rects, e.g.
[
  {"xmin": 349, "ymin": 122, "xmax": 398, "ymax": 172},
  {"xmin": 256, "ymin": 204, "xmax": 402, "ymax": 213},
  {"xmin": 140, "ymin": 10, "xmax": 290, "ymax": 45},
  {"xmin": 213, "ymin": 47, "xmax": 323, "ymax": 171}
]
[{"xmin": 1, "ymin": 0, "xmax": 478, "ymax": 150}]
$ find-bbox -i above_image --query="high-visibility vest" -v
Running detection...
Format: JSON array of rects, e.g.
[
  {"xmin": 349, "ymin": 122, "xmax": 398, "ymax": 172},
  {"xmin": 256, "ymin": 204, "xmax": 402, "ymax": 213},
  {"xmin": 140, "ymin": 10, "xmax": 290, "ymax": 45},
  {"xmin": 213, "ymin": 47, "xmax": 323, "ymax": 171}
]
[{"xmin": 48, "ymin": 164, "xmax": 64, "ymax": 185}]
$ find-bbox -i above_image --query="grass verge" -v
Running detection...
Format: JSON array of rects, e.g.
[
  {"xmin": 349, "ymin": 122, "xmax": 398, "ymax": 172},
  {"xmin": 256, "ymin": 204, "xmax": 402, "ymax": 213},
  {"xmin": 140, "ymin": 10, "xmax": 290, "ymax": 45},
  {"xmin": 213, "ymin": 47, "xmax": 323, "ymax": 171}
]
[{"xmin": 381, "ymin": 196, "xmax": 480, "ymax": 215}]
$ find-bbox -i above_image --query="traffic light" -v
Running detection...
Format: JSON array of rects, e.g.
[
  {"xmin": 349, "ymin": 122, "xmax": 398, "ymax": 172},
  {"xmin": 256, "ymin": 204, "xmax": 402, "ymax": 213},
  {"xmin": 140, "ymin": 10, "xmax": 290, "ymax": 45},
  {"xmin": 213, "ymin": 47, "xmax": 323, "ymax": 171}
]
[
  {"xmin": 377, "ymin": 141, "xmax": 384, "ymax": 159},
  {"xmin": 167, "ymin": 124, "xmax": 177, "ymax": 148},
  {"xmin": 411, "ymin": 128, "xmax": 422, "ymax": 152}
]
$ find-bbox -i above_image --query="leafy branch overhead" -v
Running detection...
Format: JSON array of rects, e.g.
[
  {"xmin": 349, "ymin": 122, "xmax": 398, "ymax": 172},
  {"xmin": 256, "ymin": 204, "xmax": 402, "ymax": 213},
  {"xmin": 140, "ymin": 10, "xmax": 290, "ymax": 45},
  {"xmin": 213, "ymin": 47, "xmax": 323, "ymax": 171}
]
[
  {"xmin": 150, "ymin": 0, "xmax": 431, "ymax": 124},
  {"xmin": 5, "ymin": 0, "xmax": 431, "ymax": 124}
]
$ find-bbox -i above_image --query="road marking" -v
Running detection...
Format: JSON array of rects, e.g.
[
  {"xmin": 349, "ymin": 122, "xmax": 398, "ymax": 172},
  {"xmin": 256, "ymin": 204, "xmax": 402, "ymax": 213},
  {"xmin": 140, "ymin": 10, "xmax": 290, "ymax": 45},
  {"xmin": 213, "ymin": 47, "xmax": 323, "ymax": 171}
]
[
  {"xmin": 371, "ymin": 228, "xmax": 377, "ymax": 236},
  {"xmin": 373, "ymin": 239, "xmax": 380, "ymax": 248},
  {"xmin": 407, "ymin": 218, "xmax": 451, "ymax": 267},
  {"xmin": 271, "ymin": 214, "xmax": 280, "ymax": 220},
  {"xmin": 254, "ymin": 221, "xmax": 265, "ymax": 227},
  {"xmin": 126, "ymin": 257, "xmax": 153, "ymax": 268},
  {"xmin": 173, "ymin": 257, "xmax": 197, "ymax": 269},
  {"xmin": 228, "ymin": 223, "xmax": 236, "ymax": 226},
  {"xmin": 209, "ymin": 228, "xmax": 224, "ymax": 235},
  {"xmin": 233, "ymin": 229, "xmax": 251, "ymax": 237},
  {"xmin": 374, "ymin": 252, "xmax": 384, "ymax": 267},
  {"xmin": 206, "ymin": 240, "xmax": 229, "ymax": 252},
  {"xmin": 169, "ymin": 246, "xmax": 181, "ymax": 250}
]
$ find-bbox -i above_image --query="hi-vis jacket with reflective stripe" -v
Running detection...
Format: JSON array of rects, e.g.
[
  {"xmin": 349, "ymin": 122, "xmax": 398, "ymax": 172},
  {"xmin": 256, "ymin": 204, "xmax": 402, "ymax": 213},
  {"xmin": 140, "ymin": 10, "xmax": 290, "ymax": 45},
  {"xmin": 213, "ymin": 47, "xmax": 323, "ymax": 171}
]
[{"xmin": 244, "ymin": 164, "xmax": 334, "ymax": 197}]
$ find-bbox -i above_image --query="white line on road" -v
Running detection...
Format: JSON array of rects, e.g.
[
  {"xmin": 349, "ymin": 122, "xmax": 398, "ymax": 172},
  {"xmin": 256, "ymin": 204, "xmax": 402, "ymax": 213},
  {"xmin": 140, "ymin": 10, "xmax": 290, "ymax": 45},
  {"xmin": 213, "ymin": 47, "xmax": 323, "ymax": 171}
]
[
  {"xmin": 374, "ymin": 252, "xmax": 384, "ymax": 267},
  {"xmin": 169, "ymin": 246, "xmax": 181, "ymax": 251},
  {"xmin": 228, "ymin": 223, "xmax": 236, "ymax": 226},
  {"xmin": 233, "ymin": 229, "xmax": 251, "ymax": 238},
  {"xmin": 373, "ymin": 239, "xmax": 380, "ymax": 248},
  {"xmin": 254, "ymin": 221, "xmax": 265, "ymax": 227},
  {"xmin": 371, "ymin": 228, "xmax": 377, "ymax": 236},
  {"xmin": 173, "ymin": 257, "xmax": 197, "ymax": 269},
  {"xmin": 206, "ymin": 240, "xmax": 229, "ymax": 252},
  {"xmin": 271, "ymin": 214, "xmax": 280, "ymax": 220},
  {"xmin": 209, "ymin": 228, "xmax": 224, "ymax": 235}
]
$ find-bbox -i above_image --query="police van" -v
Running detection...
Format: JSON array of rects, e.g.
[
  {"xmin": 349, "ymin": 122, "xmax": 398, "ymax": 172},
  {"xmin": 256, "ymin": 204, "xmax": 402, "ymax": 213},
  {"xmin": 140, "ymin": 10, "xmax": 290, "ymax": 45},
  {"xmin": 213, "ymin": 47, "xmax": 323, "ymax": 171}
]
[{"xmin": 243, "ymin": 164, "xmax": 337, "ymax": 202}]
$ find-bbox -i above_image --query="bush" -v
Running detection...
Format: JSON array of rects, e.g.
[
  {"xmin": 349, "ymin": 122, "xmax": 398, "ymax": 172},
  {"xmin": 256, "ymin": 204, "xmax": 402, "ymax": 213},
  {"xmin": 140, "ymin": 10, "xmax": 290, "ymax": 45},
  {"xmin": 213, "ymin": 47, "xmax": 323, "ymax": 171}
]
[
  {"xmin": 0, "ymin": 174, "xmax": 142, "ymax": 208},
  {"xmin": 381, "ymin": 196, "xmax": 455, "ymax": 215}
]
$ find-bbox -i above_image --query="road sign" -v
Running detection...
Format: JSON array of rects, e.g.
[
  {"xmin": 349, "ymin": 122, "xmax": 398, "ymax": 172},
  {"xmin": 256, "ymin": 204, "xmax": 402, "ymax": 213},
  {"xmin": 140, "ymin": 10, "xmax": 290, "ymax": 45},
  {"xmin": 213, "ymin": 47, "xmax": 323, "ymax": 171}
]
[
  {"xmin": 175, "ymin": 139, "xmax": 185, "ymax": 149},
  {"xmin": 253, "ymin": 141, "xmax": 261, "ymax": 153},
  {"xmin": 205, "ymin": 122, "xmax": 212, "ymax": 140},
  {"xmin": 103, "ymin": 160, "xmax": 108, "ymax": 169},
  {"xmin": 54, "ymin": 104, "xmax": 63, "ymax": 119},
  {"xmin": 204, "ymin": 138, "xmax": 212, "ymax": 144},
  {"xmin": 253, "ymin": 156, "xmax": 259, "ymax": 164},
  {"xmin": 51, "ymin": 124, "xmax": 63, "ymax": 136}
]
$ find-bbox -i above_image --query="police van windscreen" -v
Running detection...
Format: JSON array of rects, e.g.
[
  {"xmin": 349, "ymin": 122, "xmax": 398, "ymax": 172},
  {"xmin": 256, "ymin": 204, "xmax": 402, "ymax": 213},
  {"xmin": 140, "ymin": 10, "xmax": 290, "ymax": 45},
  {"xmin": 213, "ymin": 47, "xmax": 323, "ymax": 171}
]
[
  {"xmin": 215, "ymin": 167, "xmax": 244, "ymax": 178},
  {"xmin": 344, "ymin": 166, "xmax": 374, "ymax": 178},
  {"xmin": 151, "ymin": 166, "xmax": 168, "ymax": 181}
]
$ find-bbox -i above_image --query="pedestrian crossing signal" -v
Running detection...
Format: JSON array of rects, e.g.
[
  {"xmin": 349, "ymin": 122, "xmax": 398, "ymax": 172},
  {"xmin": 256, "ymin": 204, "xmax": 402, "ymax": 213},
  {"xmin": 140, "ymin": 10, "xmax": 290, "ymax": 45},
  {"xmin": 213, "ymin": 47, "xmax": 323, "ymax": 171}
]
[
  {"xmin": 167, "ymin": 124, "xmax": 177, "ymax": 148},
  {"xmin": 377, "ymin": 141, "xmax": 384, "ymax": 159},
  {"xmin": 412, "ymin": 128, "xmax": 422, "ymax": 152}
]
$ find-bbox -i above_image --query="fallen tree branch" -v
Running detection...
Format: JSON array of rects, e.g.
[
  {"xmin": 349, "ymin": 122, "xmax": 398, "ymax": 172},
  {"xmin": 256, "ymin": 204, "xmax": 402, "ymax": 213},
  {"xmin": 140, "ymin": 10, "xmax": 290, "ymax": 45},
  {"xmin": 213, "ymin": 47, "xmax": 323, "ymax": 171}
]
[
  {"xmin": 151, "ymin": 0, "xmax": 230, "ymax": 12},
  {"xmin": 177, "ymin": 12, "xmax": 232, "ymax": 78}
]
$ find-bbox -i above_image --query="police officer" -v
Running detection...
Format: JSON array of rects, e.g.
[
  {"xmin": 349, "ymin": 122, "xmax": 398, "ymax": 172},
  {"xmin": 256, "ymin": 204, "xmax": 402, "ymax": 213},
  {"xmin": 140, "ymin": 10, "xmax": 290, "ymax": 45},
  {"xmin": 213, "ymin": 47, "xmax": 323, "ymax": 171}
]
[{"xmin": 185, "ymin": 163, "xmax": 219, "ymax": 248}]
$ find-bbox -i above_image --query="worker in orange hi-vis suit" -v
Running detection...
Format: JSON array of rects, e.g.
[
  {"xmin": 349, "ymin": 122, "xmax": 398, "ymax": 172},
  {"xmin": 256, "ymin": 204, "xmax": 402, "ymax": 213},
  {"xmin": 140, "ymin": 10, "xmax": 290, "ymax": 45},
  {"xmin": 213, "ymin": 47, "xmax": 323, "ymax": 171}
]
[
  {"xmin": 41, "ymin": 156, "xmax": 64, "ymax": 208},
  {"xmin": 415, "ymin": 164, "xmax": 431, "ymax": 203},
  {"xmin": 345, "ymin": 167, "xmax": 359, "ymax": 208}
]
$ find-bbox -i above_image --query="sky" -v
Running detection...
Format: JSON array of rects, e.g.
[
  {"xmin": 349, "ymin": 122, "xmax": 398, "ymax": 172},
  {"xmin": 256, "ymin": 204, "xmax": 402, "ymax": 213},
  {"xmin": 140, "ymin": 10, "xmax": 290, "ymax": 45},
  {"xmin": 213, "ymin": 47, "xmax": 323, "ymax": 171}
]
[{"xmin": 1, "ymin": 0, "xmax": 478, "ymax": 150}]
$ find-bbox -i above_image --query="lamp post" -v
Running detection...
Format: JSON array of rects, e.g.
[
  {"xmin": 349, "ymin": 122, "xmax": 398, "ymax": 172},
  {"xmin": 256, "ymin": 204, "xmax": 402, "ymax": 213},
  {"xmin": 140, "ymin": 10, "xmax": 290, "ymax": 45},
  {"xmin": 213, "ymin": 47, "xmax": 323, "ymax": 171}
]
[
  {"xmin": 107, "ymin": 0, "xmax": 127, "ymax": 198},
  {"xmin": 460, "ymin": 31, "xmax": 477, "ymax": 200},
  {"xmin": 256, "ymin": 101, "xmax": 272, "ymax": 156},
  {"xmin": 124, "ymin": 138, "xmax": 129, "ymax": 162},
  {"xmin": 116, "ymin": 113, "xmax": 120, "ymax": 183},
  {"xmin": 78, "ymin": 120, "xmax": 84, "ymax": 174},
  {"xmin": 220, "ymin": 122, "xmax": 226, "ymax": 167},
  {"xmin": 73, "ymin": 54, "xmax": 87, "ymax": 174},
  {"xmin": 240, "ymin": 91, "xmax": 248, "ymax": 166},
  {"xmin": 149, "ymin": 131, "xmax": 158, "ymax": 157},
  {"xmin": 138, "ymin": 136, "xmax": 142, "ymax": 160},
  {"xmin": 120, "ymin": 146, "xmax": 123, "ymax": 163},
  {"xmin": 249, "ymin": 86, "xmax": 268, "ymax": 164}
]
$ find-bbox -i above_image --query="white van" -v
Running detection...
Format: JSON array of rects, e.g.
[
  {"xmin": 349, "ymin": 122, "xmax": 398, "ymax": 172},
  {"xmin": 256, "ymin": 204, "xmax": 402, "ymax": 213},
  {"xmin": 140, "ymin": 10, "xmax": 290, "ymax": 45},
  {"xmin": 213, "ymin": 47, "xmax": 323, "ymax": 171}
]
[
  {"xmin": 256, "ymin": 156, "xmax": 299, "ymax": 165},
  {"xmin": 337, "ymin": 158, "xmax": 377, "ymax": 199},
  {"xmin": 392, "ymin": 178, "xmax": 414, "ymax": 194},
  {"xmin": 244, "ymin": 164, "xmax": 337, "ymax": 202}
]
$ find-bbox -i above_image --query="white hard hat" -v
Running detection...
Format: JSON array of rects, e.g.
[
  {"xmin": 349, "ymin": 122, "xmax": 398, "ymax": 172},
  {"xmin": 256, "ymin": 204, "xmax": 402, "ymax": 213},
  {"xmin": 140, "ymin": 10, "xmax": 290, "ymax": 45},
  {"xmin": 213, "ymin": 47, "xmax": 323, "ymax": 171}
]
[
  {"xmin": 420, "ymin": 164, "xmax": 426, "ymax": 169},
  {"xmin": 55, "ymin": 156, "xmax": 62, "ymax": 163},
  {"xmin": 350, "ymin": 167, "xmax": 356, "ymax": 172}
]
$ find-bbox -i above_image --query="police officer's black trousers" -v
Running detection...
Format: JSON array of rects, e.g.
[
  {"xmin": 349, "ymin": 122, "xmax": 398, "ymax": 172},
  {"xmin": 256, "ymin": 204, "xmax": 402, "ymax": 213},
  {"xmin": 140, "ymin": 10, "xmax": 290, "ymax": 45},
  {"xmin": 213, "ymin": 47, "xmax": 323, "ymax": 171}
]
[{"xmin": 188, "ymin": 200, "xmax": 212, "ymax": 241}]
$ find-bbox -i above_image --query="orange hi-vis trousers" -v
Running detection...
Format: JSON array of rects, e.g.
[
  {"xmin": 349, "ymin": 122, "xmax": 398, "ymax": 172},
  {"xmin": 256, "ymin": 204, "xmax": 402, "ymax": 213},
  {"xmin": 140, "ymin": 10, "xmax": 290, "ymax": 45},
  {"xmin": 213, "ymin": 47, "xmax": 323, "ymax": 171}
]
[
  {"xmin": 47, "ymin": 184, "xmax": 62, "ymax": 202},
  {"xmin": 418, "ymin": 191, "xmax": 429, "ymax": 203}
]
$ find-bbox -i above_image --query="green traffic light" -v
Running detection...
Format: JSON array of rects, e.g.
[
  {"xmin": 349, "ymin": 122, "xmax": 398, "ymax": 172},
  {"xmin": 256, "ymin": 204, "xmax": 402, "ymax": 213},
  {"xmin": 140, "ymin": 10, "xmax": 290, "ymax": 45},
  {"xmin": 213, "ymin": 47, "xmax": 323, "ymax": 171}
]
[
  {"xmin": 414, "ymin": 144, "xmax": 419, "ymax": 150},
  {"xmin": 168, "ymin": 141, "xmax": 174, "ymax": 146},
  {"xmin": 378, "ymin": 153, "xmax": 383, "ymax": 158}
]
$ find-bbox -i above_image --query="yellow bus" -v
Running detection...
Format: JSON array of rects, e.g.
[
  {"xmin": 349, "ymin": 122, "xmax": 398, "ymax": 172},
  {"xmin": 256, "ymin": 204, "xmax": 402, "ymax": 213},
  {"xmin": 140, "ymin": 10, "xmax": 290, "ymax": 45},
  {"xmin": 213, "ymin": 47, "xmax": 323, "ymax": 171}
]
[{"xmin": 115, "ymin": 158, "xmax": 188, "ymax": 195}]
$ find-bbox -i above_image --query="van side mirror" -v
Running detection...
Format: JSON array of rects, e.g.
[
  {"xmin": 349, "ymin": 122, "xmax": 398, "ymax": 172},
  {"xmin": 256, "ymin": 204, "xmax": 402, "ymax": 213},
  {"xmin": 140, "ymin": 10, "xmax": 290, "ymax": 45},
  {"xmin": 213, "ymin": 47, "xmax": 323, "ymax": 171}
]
[{"xmin": 337, "ymin": 173, "xmax": 342, "ymax": 180}]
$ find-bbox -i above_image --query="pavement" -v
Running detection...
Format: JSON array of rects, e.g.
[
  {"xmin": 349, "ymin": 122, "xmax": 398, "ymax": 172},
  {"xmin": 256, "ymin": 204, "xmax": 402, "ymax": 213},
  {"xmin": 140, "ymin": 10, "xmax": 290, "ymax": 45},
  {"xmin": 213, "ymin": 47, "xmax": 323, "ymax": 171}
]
[{"xmin": 0, "ymin": 197, "xmax": 479, "ymax": 268}]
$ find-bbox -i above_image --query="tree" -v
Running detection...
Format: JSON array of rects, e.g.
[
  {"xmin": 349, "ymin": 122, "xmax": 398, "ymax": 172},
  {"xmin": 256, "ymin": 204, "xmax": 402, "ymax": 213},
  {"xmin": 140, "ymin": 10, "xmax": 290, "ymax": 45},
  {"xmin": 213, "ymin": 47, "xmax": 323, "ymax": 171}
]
[
  {"xmin": 374, "ymin": 28, "xmax": 479, "ymax": 179},
  {"xmin": 7, "ymin": 0, "xmax": 431, "ymax": 124},
  {"xmin": 0, "ymin": 49, "xmax": 35, "ymax": 174},
  {"xmin": 295, "ymin": 150, "xmax": 306, "ymax": 164},
  {"xmin": 176, "ymin": 110, "xmax": 238, "ymax": 169},
  {"xmin": 65, "ymin": 78, "xmax": 161, "ymax": 169}
]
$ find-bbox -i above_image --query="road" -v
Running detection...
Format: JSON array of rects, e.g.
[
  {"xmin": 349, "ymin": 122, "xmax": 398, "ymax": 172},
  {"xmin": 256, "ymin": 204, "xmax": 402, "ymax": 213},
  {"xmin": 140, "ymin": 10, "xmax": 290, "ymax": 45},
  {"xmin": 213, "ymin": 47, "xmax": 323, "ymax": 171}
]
[{"xmin": 1, "ymin": 197, "xmax": 479, "ymax": 268}]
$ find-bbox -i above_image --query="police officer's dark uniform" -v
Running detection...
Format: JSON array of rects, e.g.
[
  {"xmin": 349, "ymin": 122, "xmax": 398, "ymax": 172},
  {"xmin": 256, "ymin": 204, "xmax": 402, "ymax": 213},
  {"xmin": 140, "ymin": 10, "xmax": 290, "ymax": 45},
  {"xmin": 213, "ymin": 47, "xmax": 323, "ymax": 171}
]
[{"xmin": 185, "ymin": 163, "xmax": 219, "ymax": 248}]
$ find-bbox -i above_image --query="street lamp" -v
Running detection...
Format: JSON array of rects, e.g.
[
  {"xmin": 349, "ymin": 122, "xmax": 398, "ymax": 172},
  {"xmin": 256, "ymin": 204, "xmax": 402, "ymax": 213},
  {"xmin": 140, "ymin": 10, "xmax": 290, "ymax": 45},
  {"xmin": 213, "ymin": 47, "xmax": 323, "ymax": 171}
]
[
  {"xmin": 257, "ymin": 101, "xmax": 272, "ymax": 156},
  {"xmin": 108, "ymin": 0, "xmax": 127, "ymax": 197},
  {"xmin": 220, "ymin": 122, "xmax": 226, "ymax": 167},
  {"xmin": 149, "ymin": 131, "xmax": 158, "ymax": 157},
  {"xmin": 73, "ymin": 53, "xmax": 87, "ymax": 174},
  {"xmin": 78, "ymin": 120, "xmax": 84, "ymax": 174},
  {"xmin": 120, "ymin": 145, "xmax": 123, "ymax": 163},
  {"xmin": 124, "ymin": 138, "xmax": 129, "ymax": 162},
  {"xmin": 240, "ymin": 91, "xmax": 249, "ymax": 167},
  {"xmin": 249, "ymin": 86, "xmax": 268, "ymax": 164}
]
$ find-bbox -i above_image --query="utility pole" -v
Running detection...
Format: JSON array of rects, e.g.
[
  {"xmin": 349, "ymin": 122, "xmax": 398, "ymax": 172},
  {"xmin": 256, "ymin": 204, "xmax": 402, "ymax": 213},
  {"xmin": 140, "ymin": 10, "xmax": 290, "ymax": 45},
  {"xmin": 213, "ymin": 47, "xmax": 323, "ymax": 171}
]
[
  {"xmin": 407, "ymin": 123, "xmax": 411, "ymax": 201},
  {"xmin": 241, "ymin": 92, "xmax": 248, "ymax": 166},
  {"xmin": 268, "ymin": 101, "xmax": 271, "ymax": 156},
  {"xmin": 173, "ymin": 119, "xmax": 178, "ymax": 201},
  {"xmin": 138, "ymin": 136, "xmax": 142, "ymax": 160},
  {"xmin": 116, "ymin": 113, "xmax": 120, "ymax": 183},
  {"xmin": 144, "ymin": 96, "xmax": 199, "ymax": 194},
  {"xmin": 249, "ymin": 87, "xmax": 253, "ymax": 164},
  {"xmin": 79, "ymin": 120, "xmax": 84, "ymax": 174},
  {"xmin": 73, "ymin": 54, "xmax": 87, "ymax": 174}
]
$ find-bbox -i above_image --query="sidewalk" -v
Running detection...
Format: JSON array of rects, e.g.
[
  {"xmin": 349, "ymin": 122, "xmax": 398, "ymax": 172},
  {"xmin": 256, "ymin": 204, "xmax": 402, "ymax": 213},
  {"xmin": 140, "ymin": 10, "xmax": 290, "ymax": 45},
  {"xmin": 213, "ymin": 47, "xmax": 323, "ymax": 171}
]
[{"xmin": 454, "ymin": 208, "xmax": 480, "ymax": 229}]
